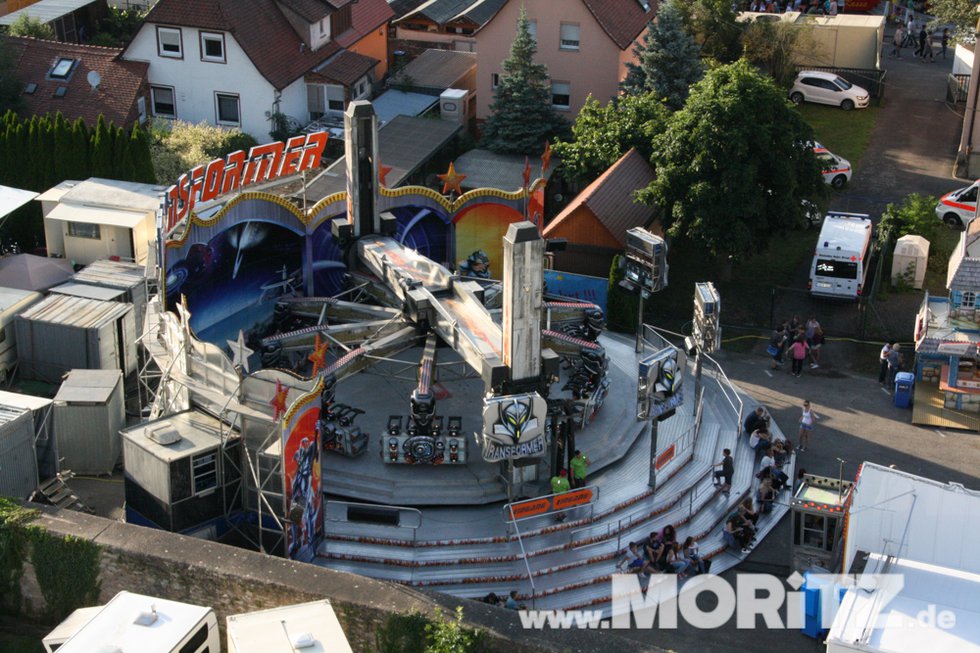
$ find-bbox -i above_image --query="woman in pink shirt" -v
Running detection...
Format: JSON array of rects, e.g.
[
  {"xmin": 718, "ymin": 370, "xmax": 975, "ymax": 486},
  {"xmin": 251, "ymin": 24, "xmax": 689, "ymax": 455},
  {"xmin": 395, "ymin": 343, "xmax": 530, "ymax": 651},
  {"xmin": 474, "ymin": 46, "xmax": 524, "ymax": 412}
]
[{"xmin": 788, "ymin": 336, "xmax": 810, "ymax": 378}]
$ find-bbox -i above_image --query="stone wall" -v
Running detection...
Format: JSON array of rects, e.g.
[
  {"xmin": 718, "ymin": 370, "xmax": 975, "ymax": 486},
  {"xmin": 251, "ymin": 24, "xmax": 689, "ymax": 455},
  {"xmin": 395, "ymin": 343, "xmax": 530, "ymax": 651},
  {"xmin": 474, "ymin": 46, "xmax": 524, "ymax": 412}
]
[{"xmin": 19, "ymin": 505, "xmax": 662, "ymax": 653}]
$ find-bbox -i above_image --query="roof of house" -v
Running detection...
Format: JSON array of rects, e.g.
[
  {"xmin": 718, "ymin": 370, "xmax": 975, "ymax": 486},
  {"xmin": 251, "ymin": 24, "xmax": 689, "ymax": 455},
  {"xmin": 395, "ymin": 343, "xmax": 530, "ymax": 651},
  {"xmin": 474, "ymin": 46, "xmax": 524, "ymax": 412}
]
[
  {"xmin": 277, "ymin": 0, "xmax": 334, "ymax": 22},
  {"xmin": 389, "ymin": 49, "xmax": 475, "ymax": 90},
  {"xmin": 5, "ymin": 36, "xmax": 148, "ymax": 126},
  {"xmin": 0, "ymin": 0, "xmax": 97, "ymax": 26},
  {"xmin": 543, "ymin": 148, "xmax": 657, "ymax": 246},
  {"xmin": 581, "ymin": 0, "xmax": 656, "ymax": 50},
  {"xmin": 308, "ymin": 49, "xmax": 379, "ymax": 86},
  {"xmin": 389, "ymin": 0, "xmax": 426, "ymax": 19},
  {"xmin": 141, "ymin": 0, "xmax": 393, "ymax": 90},
  {"xmin": 400, "ymin": 0, "xmax": 507, "ymax": 26},
  {"xmin": 453, "ymin": 148, "xmax": 559, "ymax": 191}
]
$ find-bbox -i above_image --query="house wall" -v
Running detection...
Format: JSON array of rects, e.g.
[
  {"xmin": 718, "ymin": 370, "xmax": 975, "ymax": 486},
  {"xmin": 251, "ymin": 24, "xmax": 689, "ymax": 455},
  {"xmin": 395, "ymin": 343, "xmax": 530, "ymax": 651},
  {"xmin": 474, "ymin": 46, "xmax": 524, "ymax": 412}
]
[
  {"xmin": 347, "ymin": 24, "xmax": 390, "ymax": 81},
  {"xmin": 544, "ymin": 206, "xmax": 622, "ymax": 250},
  {"xmin": 394, "ymin": 26, "xmax": 477, "ymax": 52},
  {"xmin": 59, "ymin": 223, "xmax": 132, "ymax": 265},
  {"xmin": 125, "ymin": 23, "xmax": 278, "ymax": 140},
  {"xmin": 475, "ymin": 0, "xmax": 627, "ymax": 120}
]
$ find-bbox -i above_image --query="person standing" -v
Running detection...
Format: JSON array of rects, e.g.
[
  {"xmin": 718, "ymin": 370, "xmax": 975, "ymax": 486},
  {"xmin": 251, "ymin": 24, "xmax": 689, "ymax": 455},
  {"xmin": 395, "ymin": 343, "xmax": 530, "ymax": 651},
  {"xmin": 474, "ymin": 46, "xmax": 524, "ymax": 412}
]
[
  {"xmin": 550, "ymin": 469, "xmax": 570, "ymax": 521},
  {"xmin": 788, "ymin": 336, "xmax": 810, "ymax": 378},
  {"xmin": 769, "ymin": 325, "xmax": 787, "ymax": 369},
  {"xmin": 570, "ymin": 450, "xmax": 588, "ymax": 489},
  {"xmin": 879, "ymin": 341, "xmax": 894, "ymax": 385},
  {"xmin": 798, "ymin": 400, "xmax": 818, "ymax": 451},
  {"xmin": 915, "ymin": 25, "xmax": 926, "ymax": 57},
  {"xmin": 886, "ymin": 344, "xmax": 903, "ymax": 388},
  {"xmin": 922, "ymin": 29, "xmax": 935, "ymax": 61},
  {"xmin": 891, "ymin": 25, "xmax": 905, "ymax": 58},
  {"xmin": 808, "ymin": 326, "xmax": 825, "ymax": 368},
  {"xmin": 713, "ymin": 448, "xmax": 734, "ymax": 495},
  {"xmin": 942, "ymin": 28, "xmax": 949, "ymax": 59}
]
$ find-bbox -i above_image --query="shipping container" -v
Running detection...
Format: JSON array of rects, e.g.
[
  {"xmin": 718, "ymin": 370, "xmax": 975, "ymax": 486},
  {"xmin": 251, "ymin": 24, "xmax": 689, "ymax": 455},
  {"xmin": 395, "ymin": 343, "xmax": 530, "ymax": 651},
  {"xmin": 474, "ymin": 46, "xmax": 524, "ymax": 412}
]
[
  {"xmin": 16, "ymin": 294, "xmax": 137, "ymax": 383},
  {"xmin": 0, "ymin": 405, "xmax": 36, "ymax": 499},
  {"xmin": 226, "ymin": 600, "xmax": 354, "ymax": 653},
  {"xmin": 53, "ymin": 369, "xmax": 124, "ymax": 475},
  {"xmin": 0, "ymin": 286, "xmax": 43, "ymax": 383},
  {"xmin": 51, "ymin": 591, "xmax": 219, "ymax": 653},
  {"xmin": 72, "ymin": 259, "xmax": 148, "ymax": 332},
  {"xmin": 123, "ymin": 409, "xmax": 242, "ymax": 534},
  {"xmin": 0, "ymin": 389, "xmax": 55, "ymax": 478}
]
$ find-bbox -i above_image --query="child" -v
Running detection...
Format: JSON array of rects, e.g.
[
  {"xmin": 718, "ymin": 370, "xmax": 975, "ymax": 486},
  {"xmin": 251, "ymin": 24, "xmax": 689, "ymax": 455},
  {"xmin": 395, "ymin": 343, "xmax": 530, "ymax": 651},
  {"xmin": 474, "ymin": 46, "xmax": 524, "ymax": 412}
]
[
  {"xmin": 788, "ymin": 336, "xmax": 810, "ymax": 378},
  {"xmin": 799, "ymin": 400, "xmax": 818, "ymax": 451}
]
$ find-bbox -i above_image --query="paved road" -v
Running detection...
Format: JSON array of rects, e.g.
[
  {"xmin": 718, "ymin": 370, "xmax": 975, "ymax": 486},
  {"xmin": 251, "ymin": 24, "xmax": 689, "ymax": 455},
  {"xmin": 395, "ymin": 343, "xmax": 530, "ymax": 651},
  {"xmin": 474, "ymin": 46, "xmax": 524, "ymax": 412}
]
[{"xmin": 619, "ymin": 44, "xmax": 980, "ymax": 653}]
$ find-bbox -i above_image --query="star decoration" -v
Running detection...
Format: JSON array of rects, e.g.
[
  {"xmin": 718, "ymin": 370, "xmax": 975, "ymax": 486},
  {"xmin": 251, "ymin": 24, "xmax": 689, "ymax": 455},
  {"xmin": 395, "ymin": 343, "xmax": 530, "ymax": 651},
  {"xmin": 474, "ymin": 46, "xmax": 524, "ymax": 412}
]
[
  {"xmin": 308, "ymin": 334, "xmax": 329, "ymax": 376},
  {"xmin": 378, "ymin": 158, "xmax": 394, "ymax": 187},
  {"xmin": 227, "ymin": 330, "xmax": 255, "ymax": 373},
  {"xmin": 541, "ymin": 141, "xmax": 553, "ymax": 175},
  {"xmin": 270, "ymin": 379, "xmax": 289, "ymax": 422},
  {"xmin": 522, "ymin": 155, "xmax": 531, "ymax": 189},
  {"xmin": 438, "ymin": 162, "xmax": 467, "ymax": 196}
]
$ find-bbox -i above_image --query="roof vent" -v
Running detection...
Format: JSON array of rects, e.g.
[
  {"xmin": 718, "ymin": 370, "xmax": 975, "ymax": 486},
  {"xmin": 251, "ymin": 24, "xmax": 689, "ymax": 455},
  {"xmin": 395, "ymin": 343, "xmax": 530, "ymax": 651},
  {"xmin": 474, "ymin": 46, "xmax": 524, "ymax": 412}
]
[
  {"xmin": 638, "ymin": 0, "xmax": 651, "ymax": 9},
  {"xmin": 291, "ymin": 632, "xmax": 317, "ymax": 649},
  {"xmin": 146, "ymin": 424, "xmax": 182, "ymax": 445},
  {"xmin": 54, "ymin": 86, "xmax": 67, "ymax": 98},
  {"xmin": 134, "ymin": 605, "xmax": 158, "ymax": 626},
  {"xmin": 24, "ymin": 83, "xmax": 37, "ymax": 95}
]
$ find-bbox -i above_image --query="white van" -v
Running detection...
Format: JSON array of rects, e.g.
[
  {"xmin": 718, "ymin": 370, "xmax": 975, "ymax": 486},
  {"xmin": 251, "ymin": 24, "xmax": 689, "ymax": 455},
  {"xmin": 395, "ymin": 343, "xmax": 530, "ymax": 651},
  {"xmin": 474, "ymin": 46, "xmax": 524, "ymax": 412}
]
[
  {"xmin": 808, "ymin": 213, "xmax": 873, "ymax": 299},
  {"xmin": 935, "ymin": 179, "xmax": 978, "ymax": 228},
  {"xmin": 47, "ymin": 591, "xmax": 219, "ymax": 653}
]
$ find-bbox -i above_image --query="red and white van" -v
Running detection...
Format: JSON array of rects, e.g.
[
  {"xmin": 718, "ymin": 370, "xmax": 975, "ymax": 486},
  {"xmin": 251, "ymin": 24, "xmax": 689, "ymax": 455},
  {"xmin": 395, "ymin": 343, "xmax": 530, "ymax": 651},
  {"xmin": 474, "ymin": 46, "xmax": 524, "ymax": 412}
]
[
  {"xmin": 813, "ymin": 143, "xmax": 852, "ymax": 189},
  {"xmin": 935, "ymin": 180, "xmax": 979, "ymax": 228}
]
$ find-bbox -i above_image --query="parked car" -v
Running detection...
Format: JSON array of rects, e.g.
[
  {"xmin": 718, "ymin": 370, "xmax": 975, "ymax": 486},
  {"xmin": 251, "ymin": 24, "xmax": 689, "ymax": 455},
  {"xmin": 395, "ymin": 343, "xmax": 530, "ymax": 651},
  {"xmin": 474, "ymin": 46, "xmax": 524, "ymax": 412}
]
[
  {"xmin": 790, "ymin": 71, "xmax": 870, "ymax": 111},
  {"xmin": 813, "ymin": 142, "xmax": 852, "ymax": 189},
  {"xmin": 935, "ymin": 180, "xmax": 979, "ymax": 228}
]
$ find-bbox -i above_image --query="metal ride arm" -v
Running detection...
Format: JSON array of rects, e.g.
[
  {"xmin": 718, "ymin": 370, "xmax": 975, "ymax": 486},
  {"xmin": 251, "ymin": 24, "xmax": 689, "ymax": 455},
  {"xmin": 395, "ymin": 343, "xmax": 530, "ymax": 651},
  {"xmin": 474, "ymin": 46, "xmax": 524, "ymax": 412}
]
[{"xmin": 262, "ymin": 317, "xmax": 412, "ymax": 351}]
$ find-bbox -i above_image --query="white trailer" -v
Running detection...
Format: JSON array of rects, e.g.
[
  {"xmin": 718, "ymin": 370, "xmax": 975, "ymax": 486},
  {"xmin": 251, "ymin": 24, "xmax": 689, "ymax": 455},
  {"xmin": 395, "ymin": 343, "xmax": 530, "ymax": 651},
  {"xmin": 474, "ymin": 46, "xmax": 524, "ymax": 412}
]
[
  {"xmin": 50, "ymin": 591, "xmax": 219, "ymax": 653},
  {"xmin": 226, "ymin": 600, "xmax": 354, "ymax": 653},
  {"xmin": 808, "ymin": 212, "xmax": 873, "ymax": 299}
]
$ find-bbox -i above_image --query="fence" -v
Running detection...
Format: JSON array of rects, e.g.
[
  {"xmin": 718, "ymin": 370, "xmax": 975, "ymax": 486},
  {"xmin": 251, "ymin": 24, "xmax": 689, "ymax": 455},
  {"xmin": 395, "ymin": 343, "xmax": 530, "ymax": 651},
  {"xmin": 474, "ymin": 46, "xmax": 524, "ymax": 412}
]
[
  {"xmin": 948, "ymin": 73, "xmax": 970, "ymax": 104},
  {"xmin": 795, "ymin": 65, "xmax": 887, "ymax": 101}
]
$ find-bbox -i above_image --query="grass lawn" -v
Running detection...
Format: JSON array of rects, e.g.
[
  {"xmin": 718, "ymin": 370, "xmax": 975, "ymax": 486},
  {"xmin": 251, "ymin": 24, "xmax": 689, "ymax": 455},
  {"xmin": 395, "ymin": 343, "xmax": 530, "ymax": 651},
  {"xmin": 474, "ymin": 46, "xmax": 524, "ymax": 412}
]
[{"xmin": 795, "ymin": 103, "xmax": 880, "ymax": 167}]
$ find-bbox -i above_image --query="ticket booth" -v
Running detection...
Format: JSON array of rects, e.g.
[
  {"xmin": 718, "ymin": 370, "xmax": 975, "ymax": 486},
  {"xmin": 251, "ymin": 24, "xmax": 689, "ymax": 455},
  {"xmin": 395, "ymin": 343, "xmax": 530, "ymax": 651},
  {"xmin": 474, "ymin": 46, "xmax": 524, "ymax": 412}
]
[{"xmin": 790, "ymin": 474, "xmax": 853, "ymax": 573}]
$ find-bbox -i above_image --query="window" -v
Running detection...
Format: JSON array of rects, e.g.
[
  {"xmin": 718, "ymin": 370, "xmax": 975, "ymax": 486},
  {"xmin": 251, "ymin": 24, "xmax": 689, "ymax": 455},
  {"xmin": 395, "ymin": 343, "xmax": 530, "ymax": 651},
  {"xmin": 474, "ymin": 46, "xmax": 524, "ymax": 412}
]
[
  {"xmin": 319, "ymin": 18, "xmax": 325, "ymax": 35},
  {"xmin": 157, "ymin": 26, "xmax": 183, "ymax": 58},
  {"xmin": 491, "ymin": 73, "xmax": 500, "ymax": 90},
  {"xmin": 963, "ymin": 291, "xmax": 977, "ymax": 309},
  {"xmin": 137, "ymin": 96, "xmax": 147, "ymax": 124},
  {"xmin": 560, "ymin": 23, "xmax": 580, "ymax": 50},
  {"xmin": 527, "ymin": 20, "xmax": 537, "ymax": 42},
  {"xmin": 199, "ymin": 32, "xmax": 225, "ymax": 63},
  {"xmin": 961, "ymin": 186, "xmax": 979, "ymax": 203},
  {"xmin": 151, "ymin": 85, "xmax": 176, "ymax": 117},
  {"xmin": 178, "ymin": 624, "xmax": 209, "ymax": 653},
  {"xmin": 49, "ymin": 57, "xmax": 76, "ymax": 79},
  {"xmin": 551, "ymin": 81, "xmax": 570, "ymax": 110},
  {"xmin": 68, "ymin": 222, "xmax": 101, "ymax": 239},
  {"xmin": 326, "ymin": 85, "xmax": 344, "ymax": 112},
  {"xmin": 814, "ymin": 258, "xmax": 857, "ymax": 280},
  {"xmin": 307, "ymin": 84, "xmax": 325, "ymax": 119},
  {"xmin": 191, "ymin": 451, "xmax": 217, "ymax": 495},
  {"xmin": 23, "ymin": 83, "xmax": 36, "ymax": 95},
  {"xmin": 833, "ymin": 76, "xmax": 853, "ymax": 90},
  {"xmin": 353, "ymin": 77, "xmax": 369, "ymax": 99},
  {"xmin": 215, "ymin": 92, "xmax": 240, "ymax": 125}
]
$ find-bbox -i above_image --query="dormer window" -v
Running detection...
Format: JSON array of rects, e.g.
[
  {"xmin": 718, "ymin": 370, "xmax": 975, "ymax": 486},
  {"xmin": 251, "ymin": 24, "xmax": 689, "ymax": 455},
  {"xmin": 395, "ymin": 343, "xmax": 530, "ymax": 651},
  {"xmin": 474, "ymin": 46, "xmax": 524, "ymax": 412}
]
[{"xmin": 49, "ymin": 58, "xmax": 77, "ymax": 80}]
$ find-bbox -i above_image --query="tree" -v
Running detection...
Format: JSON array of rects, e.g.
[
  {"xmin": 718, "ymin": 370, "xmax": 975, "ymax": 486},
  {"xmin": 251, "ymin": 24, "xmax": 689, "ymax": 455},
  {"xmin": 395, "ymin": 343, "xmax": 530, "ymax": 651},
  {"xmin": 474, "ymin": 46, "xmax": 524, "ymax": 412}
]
[
  {"xmin": 129, "ymin": 125, "xmax": 156, "ymax": 184},
  {"xmin": 8, "ymin": 15, "xmax": 56, "ymax": 40},
  {"xmin": 480, "ymin": 7, "xmax": 568, "ymax": 154},
  {"xmin": 676, "ymin": 0, "xmax": 742, "ymax": 64},
  {"xmin": 90, "ymin": 115, "xmax": 114, "ymax": 178},
  {"xmin": 553, "ymin": 92, "xmax": 668, "ymax": 185},
  {"xmin": 741, "ymin": 20, "xmax": 817, "ymax": 88},
  {"xmin": 927, "ymin": 0, "xmax": 976, "ymax": 41},
  {"xmin": 0, "ymin": 38, "xmax": 22, "ymax": 116},
  {"xmin": 638, "ymin": 60, "xmax": 825, "ymax": 264},
  {"xmin": 622, "ymin": 0, "xmax": 703, "ymax": 109}
]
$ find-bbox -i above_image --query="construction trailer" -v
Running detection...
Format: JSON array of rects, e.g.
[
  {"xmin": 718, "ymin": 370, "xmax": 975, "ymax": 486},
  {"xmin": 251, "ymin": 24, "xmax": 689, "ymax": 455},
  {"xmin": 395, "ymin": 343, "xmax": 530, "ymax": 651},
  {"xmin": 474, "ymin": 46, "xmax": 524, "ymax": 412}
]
[
  {"xmin": 0, "ymin": 389, "xmax": 55, "ymax": 479},
  {"xmin": 15, "ymin": 294, "xmax": 137, "ymax": 383},
  {"xmin": 226, "ymin": 600, "xmax": 354, "ymax": 653},
  {"xmin": 122, "ymin": 409, "xmax": 243, "ymax": 537},
  {"xmin": 46, "ymin": 591, "xmax": 219, "ymax": 653},
  {"xmin": 72, "ymin": 259, "xmax": 149, "ymax": 331},
  {"xmin": 0, "ymin": 286, "xmax": 43, "ymax": 384},
  {"xmin": 53, "ymin": 369, "xmax": 125, "ymax": 475},
  {"xmin": 0, "ymin": 405, "xmax": 37, "ymax": 499}
]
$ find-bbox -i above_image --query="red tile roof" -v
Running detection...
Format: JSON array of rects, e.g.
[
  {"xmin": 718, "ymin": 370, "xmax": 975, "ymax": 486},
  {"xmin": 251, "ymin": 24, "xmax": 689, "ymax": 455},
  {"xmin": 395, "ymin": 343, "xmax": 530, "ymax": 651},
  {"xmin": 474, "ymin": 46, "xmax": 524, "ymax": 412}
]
[
  {"xmin": 306, "ymin": 50, "xmax": 378, "ymax": 86},
  {"xmin": 277, "ymin": 0, "xmax": 333, "ymax": 22},
  {"xmin": 543, "ymin": 148, "xmax": 658, "ymax": 246},
  {"xmin": 6, "ymin": 36, "xmax": 149, "ymax": 127},
  {"xmin": 140, "ymin": 0, "xmax": 393, "ymax": 90},
  {"xmin": 580, "ymin": 0, "xmax": 657, "ymax": 50}
]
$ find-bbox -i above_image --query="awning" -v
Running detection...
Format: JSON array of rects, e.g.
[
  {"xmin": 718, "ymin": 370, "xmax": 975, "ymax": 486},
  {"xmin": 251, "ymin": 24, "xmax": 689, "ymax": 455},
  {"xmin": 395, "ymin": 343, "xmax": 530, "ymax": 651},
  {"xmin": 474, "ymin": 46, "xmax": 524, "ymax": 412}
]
[
  {"xmin": 46, "ymin": 202, "xmax": 150, "ymax": 229},
  {"xmin": 0, "ymin": 185, "xmax": 39, "ymax": 219}
]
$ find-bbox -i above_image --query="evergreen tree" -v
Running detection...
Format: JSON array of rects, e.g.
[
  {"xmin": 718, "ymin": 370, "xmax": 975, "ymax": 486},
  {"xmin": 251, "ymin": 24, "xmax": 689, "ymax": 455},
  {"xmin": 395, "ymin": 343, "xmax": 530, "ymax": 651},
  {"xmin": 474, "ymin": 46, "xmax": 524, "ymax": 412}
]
[
  {"xmin": 129, "ymin": 124, "xmax": 156, "ymax": 184},
  {"xmin": 0, "ymin": 39, "xmax": 22, "ymax": 116},
  {"xmin": 36, "ymin": 114, "xmax": 56, "ymax": 191},
  {"xmin": 111, "ymin": 125, "xmax": 135, "ymax": 181},
  {"xmin": 622, "ymin": 0, "xmax": 703, "ymax": 110},
  {"xmin": 69, "ymin": 117, "xmax": 90, "ymax": 180},
  {"xmin": 481, "ymin": 7, "xmax": 568, "ymax": 154},
  {"xmin": 53, "ymin": 112, "xmax": 72, "ymax": 183},
  {"xmin": 90, "ymin": 115, "xmax": 114, "ymax": 178}
]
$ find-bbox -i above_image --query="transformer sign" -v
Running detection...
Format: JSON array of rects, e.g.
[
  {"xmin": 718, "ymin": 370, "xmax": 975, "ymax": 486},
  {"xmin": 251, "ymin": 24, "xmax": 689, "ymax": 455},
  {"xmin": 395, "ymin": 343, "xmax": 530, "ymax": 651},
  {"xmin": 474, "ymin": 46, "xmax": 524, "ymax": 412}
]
[
  {"xmin": 478, "ymin": 393, "xmax": 548, "ymax": 462},
  {"xmin": 637, "ymin": 347, "xmax": 684, "ymax": 421},
  {"xmin": 162, "ymin": 132, "xmax": 328, "ymax": 236}
]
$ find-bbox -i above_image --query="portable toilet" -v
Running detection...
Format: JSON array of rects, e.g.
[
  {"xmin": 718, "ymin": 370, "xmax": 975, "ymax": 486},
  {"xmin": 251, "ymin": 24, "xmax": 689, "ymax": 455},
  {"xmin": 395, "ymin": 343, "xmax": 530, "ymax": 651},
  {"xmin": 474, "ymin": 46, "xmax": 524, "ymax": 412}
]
[{"xmin": 891, "ymin": 235, "xmax": 929, "ymax": 289}]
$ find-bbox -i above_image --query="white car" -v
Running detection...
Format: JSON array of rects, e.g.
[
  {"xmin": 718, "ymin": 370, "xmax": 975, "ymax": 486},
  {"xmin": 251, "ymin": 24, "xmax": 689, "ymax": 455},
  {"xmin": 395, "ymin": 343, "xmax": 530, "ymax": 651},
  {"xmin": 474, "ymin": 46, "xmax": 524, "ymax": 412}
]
[
  {"xmin": 935, "ymin": 180, "xmax": 979, "ymax": 228},
  {"xmin": 790, "ymin": 71, "xmax": 870, "ymax": 111},
  {"xmin": 813, "ymin": 142, "xmax": 852, "ymax": 189}
]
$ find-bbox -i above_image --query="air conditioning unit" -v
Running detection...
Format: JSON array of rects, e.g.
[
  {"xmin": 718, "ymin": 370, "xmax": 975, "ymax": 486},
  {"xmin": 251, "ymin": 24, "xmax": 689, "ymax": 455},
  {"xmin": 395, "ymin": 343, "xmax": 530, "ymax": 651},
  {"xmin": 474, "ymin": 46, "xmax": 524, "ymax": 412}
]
[{"xmin": 439, "ymin": 88, "xmax": 470, "ymax": 125}]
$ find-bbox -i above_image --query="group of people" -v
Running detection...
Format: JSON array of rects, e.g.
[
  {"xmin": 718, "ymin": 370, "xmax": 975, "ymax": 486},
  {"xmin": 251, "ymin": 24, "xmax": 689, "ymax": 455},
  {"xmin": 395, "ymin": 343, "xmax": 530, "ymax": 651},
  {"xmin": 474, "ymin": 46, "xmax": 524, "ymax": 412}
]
[
  {"xmin": 746, "ymin": 0, "xmax": 841, "ymax": 15},
  {"xmin": 890, "ymin": 17, "xmax": 949, "ymax": 61},
  {"xmin": 768, "ymin": 315, "xmax": 825, "ymax": 377},
  {"xmin": 549, "ymin": 450, "xmax": 589, "ymax": 521},
  {"xmin": 616, "ymin": 524, "xmax": 708, "ymax": 580},
  {"xmin": 879, "ymin": 341, "xmax": 904, "ymax": 388},
  {"xmin": 480, "ymin": 590, "xmax": 525, "ymax": 610}
]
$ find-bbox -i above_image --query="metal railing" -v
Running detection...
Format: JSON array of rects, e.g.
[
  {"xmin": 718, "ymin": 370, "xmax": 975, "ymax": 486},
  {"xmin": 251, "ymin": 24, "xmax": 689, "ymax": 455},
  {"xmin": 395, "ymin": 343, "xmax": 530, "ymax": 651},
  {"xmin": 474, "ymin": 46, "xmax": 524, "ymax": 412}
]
[
  {"xmin": 699, "ymin": 350, "xmax": 744, "ymax": 451},
  {"xmin": 325, "ymin": 499, "xmax": 423, "ymax": 543},
  {"xmin": 506, "ymin": 505, "xmax": 538, "ymax": 609}
]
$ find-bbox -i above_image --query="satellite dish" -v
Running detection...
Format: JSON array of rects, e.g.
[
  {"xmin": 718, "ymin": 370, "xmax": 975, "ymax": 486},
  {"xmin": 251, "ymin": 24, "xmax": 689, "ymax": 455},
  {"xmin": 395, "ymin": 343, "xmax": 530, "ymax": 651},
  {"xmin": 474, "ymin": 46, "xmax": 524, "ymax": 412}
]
[{"xmin": 87, "ymin": 70, "xmax": 101, "ymax": 90}]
